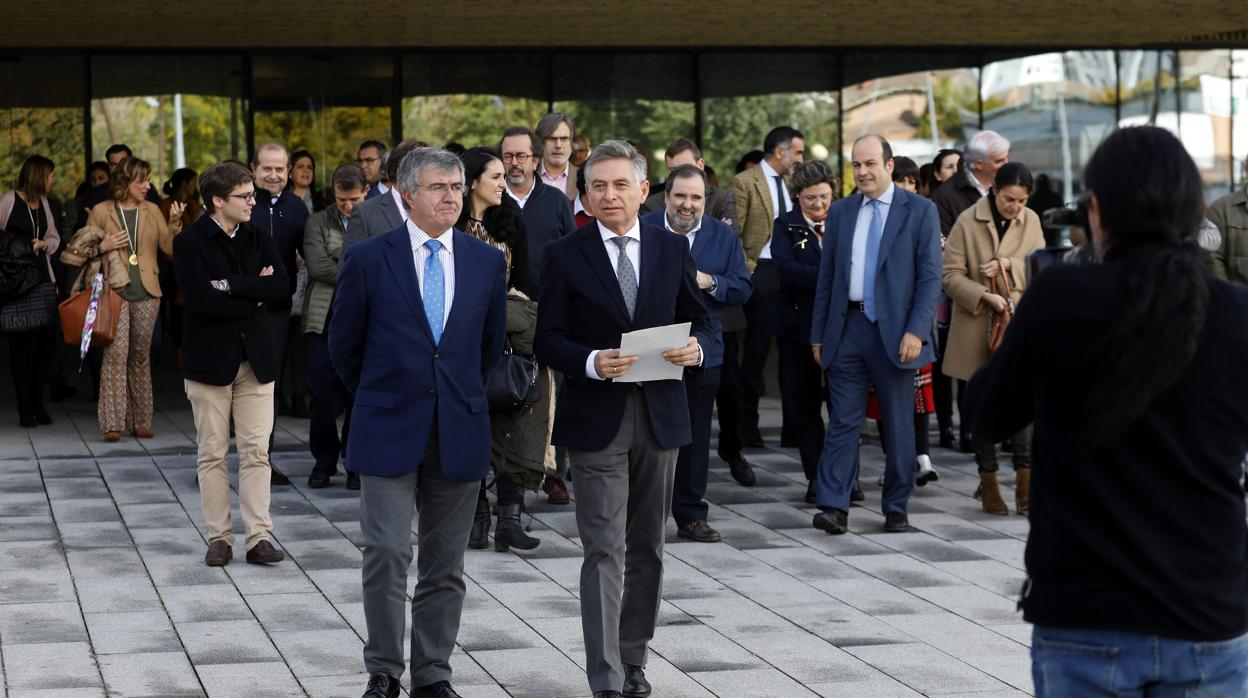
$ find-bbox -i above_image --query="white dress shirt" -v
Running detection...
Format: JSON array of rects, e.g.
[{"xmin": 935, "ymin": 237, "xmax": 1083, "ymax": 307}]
[
  {"xmin": 757, "ymin": 158, "xmax": 791, "ymax": 261},
  {"xmin": 505, "ymin": 178, "xmax": 536, "ymax": 209},
  {"xmin": 967, "ymin": 168, "xmax": 989, "ymax": 197},
  {"xmin": 849, "ymin": 183, "xmax": 895, "ymax": 302},
  {"xmin": 407, "ymin": 220, "xmax": 455, "ymax": 328},
  {"xmin": 391, "ymin": 187, "xmax": 409, "ymax": 222},
  {"xmin": 661, "ymin": 213, "xmax": 702, "ymax": 249}
]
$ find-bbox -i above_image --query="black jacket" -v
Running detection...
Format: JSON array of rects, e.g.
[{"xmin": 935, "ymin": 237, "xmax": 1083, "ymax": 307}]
[
  {"xmin": 513, "ymin": 179, "xmax": 575, "ymax": 286},
  {"xmin": 968, "ymin": 245, "xmax": 1248, "ymax": 641},
  {"xmin": 173, "ymin": 215, "xmax": 290, "ymax": 386},
  {"xmin": 249, "ymin": 188, "xmax": 308, "ymax": 311},
  {"xmin": 931, "ymin": 170, "xmax": 983, "ymax": 236},
  {"xmin": 769, "ymin": 209, "xmax": 823, "ymax": 344}
]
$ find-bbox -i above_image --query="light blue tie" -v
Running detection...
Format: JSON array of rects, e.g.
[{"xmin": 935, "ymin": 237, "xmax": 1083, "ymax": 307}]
[
  {"xmin": 423, "ymin": 239, "xmax": 445, "ymax": 344},
  {"xmin": 863, "ymin": 199, "xmax": 883, "ymax": 322}
]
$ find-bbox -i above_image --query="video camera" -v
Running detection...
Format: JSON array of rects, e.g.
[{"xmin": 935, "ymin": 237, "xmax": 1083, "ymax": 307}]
[{"xmin": 1027, "ymin": 195, "xmax": 1094, "ymax": 282}]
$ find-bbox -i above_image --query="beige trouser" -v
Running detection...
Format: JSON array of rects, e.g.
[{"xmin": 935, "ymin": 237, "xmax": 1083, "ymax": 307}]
[{"xmin": 185, "ymin": 362, "xmax": 275, "ymax": 548}]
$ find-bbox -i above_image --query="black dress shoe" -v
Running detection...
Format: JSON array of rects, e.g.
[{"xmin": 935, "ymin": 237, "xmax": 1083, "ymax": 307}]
[
  {"xmin": 725, "ymin": 455, "xmax": 757, "ymax": 487},
  {"xmin": 33, "ymin": 406, "xmax": 52, "ymax": 425},
  {"xmin": 246, "ymin": 539, "xmax": 285, "ymax": 564},
  {"xmin": 677, "ymin": 520, "xmax": 722, "ymax": 543},
  {"xmin": 883, "ymin": 511, "xmax": 912, "ymax": 533},
  {"xmin": 413, "ymin": 680, "xmax": 461, "ymax": 698},
  {"xmin": 205, "ymin": 540, "xmax": 232, "ymax": 567},
  {"xmin": 594, "ymin": 692, "xmax": 624, "ymax": 698},
  {"xmin": 270, "ymin": 467, "xmax": 291, "ymax": 486},
  {"xmin": 804, "ymin": 481, "xmax": 816, "ymax": 504},
  {"xmin": 959, "ymin": 432, "xmax": 974, "ymax": 454},
  {"xmin": 850, "ymin": 480, "xmax": 865, "ymax": 504},
  {"xmin": 742, "ymin": 430, "xmax": 765, "ymax": 448},
  {"xmin": 813, "ymin": 509, "xmax": 848, "ymax": 535},
  {"xmin": 939, "ymin": 426, "xmax": 956, "ymax": 449},
  {"xmin": 307, "ymin": 471, "xmax": 331, "ymax": 489},
  {"xmin": 346, "ymin": 471, "xmax": 361, "ymax": 490},
  {"xmin": 623, "ymin": 663, "xmax": 651, "ymax": 697},
  {"xmin": 362, "ymin": 672, "xmax": 400, "ymax": 698}
]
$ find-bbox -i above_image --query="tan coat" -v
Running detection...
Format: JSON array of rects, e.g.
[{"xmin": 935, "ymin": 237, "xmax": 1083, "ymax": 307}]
[
  {"xmin": 85, "ymin": 200, "xmax": 179, "ymax": 298},
  {"xmin": 731, "ymin": 165, "xmax": 778, "ymax": 271},
  {"xmin": 941, "ymin": 196, "xmax": 1045, "ymax": 381}
]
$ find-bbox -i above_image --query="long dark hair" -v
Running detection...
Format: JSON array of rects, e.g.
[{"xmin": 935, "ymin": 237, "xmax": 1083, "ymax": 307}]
[
  {"xmin": 456, "ymin": 147, "xmax": 523, "ymax": 246},
  {"xmin": 17, "ymin": 155, "xmax": 54, "ymax": 201},
  {"xmin": 1082, "ymin": 126, "xmax": 1208, "ymax": 441},
  {"xmin": 163, "ymin": 167, "xmax": 198, "ymax": 197}
]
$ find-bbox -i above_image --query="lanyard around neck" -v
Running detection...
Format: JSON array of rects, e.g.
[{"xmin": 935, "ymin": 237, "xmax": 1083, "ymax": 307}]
[{"xmin": 116, "ymin": 203, "xmax": 139, "ymax": 252}]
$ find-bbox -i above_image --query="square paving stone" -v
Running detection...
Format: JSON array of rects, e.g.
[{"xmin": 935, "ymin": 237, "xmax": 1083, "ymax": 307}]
[
  {"xmin": 298, "ymin": 674, "xmax": 373, "ymax": 698},
  {"xmin": 224, "ymin": 552, "xmax": 318, "ymax": 595},
  {"xmin": 76, "ymin": 575, "xmax": 162, "ymax": 613},
  {"xmin": 84, "ymin": 609, "xmax": 179, "ymax": 655},
  {"xmin": 176, "ymin": 619, "xmax": 282, "ymax": 665},
  {"xmin": 837, "ymin": 553, "xmax": 967, "ymax": 588},
  {"xmin": 56, "ymin": 521, "xmax": 132, "ymax": 549},
  {"xmin": 806, "ymin": 673, "xmax": 924, "ymax": 697},
  {"xmin": 687, "ymin": 667, "xmax": 819, "ymax": 697},
  {"xmin": 117, "ymin": 502, "xmax": 198, "ymax": 531},
  {"xmin": 196, "ymin": 661, "xmax": 303, "ymax": 697},
  {"xmin": 143, "ymin": 554, "xmax": 231, "ymax": 587},
  {"xmin": 0, "ymin": 492, "xmax": 51, "ymax": 517},
  {"xmin": 278, "ymin": 537, "xmax": 362, "ymax": 570},
  {"xmin": 246, "ymin": 592, "xmax": 350, "ymax": 632},
  {"xmin": 8, "ymin": 689, "xmax": 107, "ymax": 698},
  {"xmin": 771, "ymin": 603, "xmax": 917, "ymax": 648},
  {"xmin": 305, "ymin": 567, "xmax": 364, "ymax": 604},
  {"xmin": 878, "ymin": 612, "xmax": 1026, "ymax": 657},
  {"xmin": 724, "ymin": 502, "xmax": 818, "ymax": 530},
  {"xmin": 469, "ymin": 646, "xmax": 587, "ymax": 698},
  {"xmin": 669, "ymin": 596, "xmax": 798, "ymax": 636},
  {"xmin": 845, "ymin": 642, "xmax": 1009, "ymax": 694},
  {"xmin": 160, "ymin": 583, "xmax": 254, "ymax": 623},
  {"xmin": 649, "ymin": 624, "xmax": 766, "ymax": 673},
  {"xmin": 0, "ymin": 569, "xmax": 76, "ymax": 605},
  {"xmin": 2, "ymin": 641, "xmax": 101, "ymax": 691},
  {"xmin": 0, "ymin": 601, "xmax": 88, "ymax": 643},
  {"xmin": 746, "ymin": 547, "xmax": 871, "ymax": 582},
  {"xmin": 98, "ymin": 652, "xmax": 203, "ymax": 696},
  {"xmin": 0, "ymin": 515, "xmax": 57, "ymax": 542},
  {"xmin": 268, "ymin": 628, "xmax": 365, "ymax": 678},
  {"xmin": 732, "ymin": 629, "xmax": 886, "ymax": 684},
  {"xmin": 65, "ymin": 546, "xmax": 144, "ymax": 579},
  {"xmin": 910, "ymin": 584, "xmax": 1024, "ymax": 625},
  {"xmin": 457, "ymin": 607, "xmax": 550, "ymax": 652},
  {"xmin": 477, "ymin": 580, "xmax": 581, "ymax": 620},
  {"xmin": 39, "ymin": 459, "xmax": 103, "ymax": 479},
  {"xmin": 47, "ymin": 497, "xmax": 119, "ymax": 524},
  {"xmin": 106, "ymin": 482, "xmax": 179, "ymax": 506},
  {"xmin": 43, "ymin": 477, "xmax": 110, "ymax": 501},
  {"xmin": 814, "ymin": 578, "xmax": 943, "ymax": 616},
  {"xmin": 933, "ymin": 560, "xmax": 1028, "ymax": 598}
]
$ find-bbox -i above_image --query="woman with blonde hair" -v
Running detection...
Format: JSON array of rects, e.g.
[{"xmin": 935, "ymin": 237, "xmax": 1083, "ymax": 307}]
[{"xmin": 84, "ymin": 157, "xmax": 184, "ymax": 441}]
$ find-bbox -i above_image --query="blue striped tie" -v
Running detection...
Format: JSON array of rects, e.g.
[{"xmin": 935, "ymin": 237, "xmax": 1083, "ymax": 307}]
[
  {"xmin": 863, "ymin": 199, "xmax": 883, "ymax": 322},
  {"xmin": 423, "ymin": 239, "xmax": 445, "ymax": 344}
]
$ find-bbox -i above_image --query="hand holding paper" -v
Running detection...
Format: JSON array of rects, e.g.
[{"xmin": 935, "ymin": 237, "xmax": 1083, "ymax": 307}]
[{"xmin": 614, "ymin": 322, "xmax": 693, "ymax": 383}]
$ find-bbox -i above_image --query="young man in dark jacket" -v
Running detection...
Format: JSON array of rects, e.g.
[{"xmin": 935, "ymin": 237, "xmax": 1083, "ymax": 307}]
[
  {"xmin": 249, "ymin": 142, "xmax": 309, "ymax": 481},
  {"xmin": 174, "ymin": 161, "xmax": 289, "ymax": 568}
]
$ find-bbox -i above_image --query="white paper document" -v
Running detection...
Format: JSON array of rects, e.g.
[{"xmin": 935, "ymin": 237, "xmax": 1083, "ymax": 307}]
[{"xmin": 614, "ymin": 322, "xmax": 693, "ymax": 383}]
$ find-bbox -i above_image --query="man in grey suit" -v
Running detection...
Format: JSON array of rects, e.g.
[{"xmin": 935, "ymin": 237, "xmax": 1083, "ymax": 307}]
[{"xmin": 341, "ymin": 139, "xmax": 426, "ymax": 255}]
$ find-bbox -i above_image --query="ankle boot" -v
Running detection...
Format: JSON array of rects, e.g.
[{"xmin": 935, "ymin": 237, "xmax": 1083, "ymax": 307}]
[
  {"xmin": 1015, "ymin": 469, "xmax": 1031, "ymax": 516},
  {"xmin": 976, "ymin": 471, "xmax": 1009, "ymax": 515},
  {"xmin": 468, "ymin": 495, "xmax": 491, "ymax": 549},
  {"xmin": 494, "ymin": 503, "xmax": 540, "ymax": 552}
]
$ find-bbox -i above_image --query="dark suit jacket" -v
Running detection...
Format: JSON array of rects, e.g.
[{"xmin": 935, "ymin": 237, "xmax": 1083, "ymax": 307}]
[
  {"xmin": 173, "ymin": 215, "xmax": 290, "ymax": 386},
  {"xmin": 535, "ymin": 220, "xmax": 712, "ymax": 451},
  {"xmin": 770, "ymin": 209, "xmax": 823, "ymax": 344},
  {"xmin": 967, "ymin": 246, "xmax": 1248, "ymax": 640},
  {"xmin": 513, "ymin": 179, "xmax": 575, "ymax": 286},
  {"xmin": 931, "ymin": 170, "xmax": 984, "ymax": 236},
  {"xmin": 640, "ymin": 212, "xmax": 751, "ymax": 367},
  {"xmin": 249, "ymin": 188, "xmax": 308, "ymax": 310},
  {"xmin": 329, "ymin": 224, "xmax": 507, "ymax": 480},
  {"xmin": 640, "ymin": 185, "xmax": 740, "ymax": 232},
  {"xmin": 810, "ymin": 188, "xmax": 942, "ymax": 370},
  {"xmin": 341, "ymin": 187, "xmax": 405, "ymax": 259}
]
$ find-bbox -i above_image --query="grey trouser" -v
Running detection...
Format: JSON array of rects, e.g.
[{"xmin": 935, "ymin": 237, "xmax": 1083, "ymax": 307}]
[
  {"xmin": 359, "ymin": 429, "xmax": 479, "ymax": 686},
  {"xmin": 570, "ymin": 389, "xmax": 678, "ymax": 693}
]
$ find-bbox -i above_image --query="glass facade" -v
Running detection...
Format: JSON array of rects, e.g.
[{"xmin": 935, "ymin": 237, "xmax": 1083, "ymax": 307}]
[{"xmin": 3, "ymin": 49, "xmax": 1247, "ymax": 208}]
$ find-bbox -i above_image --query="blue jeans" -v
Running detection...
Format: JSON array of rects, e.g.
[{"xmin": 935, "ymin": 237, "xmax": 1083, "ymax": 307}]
[{"xmin": 1032, "ymin": 626, "xmax": 1248, "ymax": 697}]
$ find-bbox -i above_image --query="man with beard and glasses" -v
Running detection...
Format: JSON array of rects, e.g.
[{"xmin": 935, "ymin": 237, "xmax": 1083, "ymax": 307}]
[{"xmin": 641, "ymin": 165, "xmax": 751, "ymax": 544}]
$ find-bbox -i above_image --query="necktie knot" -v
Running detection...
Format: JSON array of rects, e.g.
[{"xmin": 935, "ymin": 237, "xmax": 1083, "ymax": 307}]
[
  {"xmin": 870, "ymin": 198, "xmax": 881, "ymax": 211},
  {"xmin": 424, "ymin": 238, "xmax": 443, "ymax": 254},
  {"xmin": 610, "ymin": 236, "xmax": 629, "ymax": 251}
]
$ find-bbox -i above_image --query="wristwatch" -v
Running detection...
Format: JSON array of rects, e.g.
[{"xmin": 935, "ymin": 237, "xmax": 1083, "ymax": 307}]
[{"xmin": 211, "ymin": 279, "xmax": 231, "ymax": 293}]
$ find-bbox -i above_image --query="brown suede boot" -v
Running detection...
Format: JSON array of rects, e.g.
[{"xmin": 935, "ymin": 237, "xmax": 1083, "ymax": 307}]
[
  {"xmin": 1015, "ymin": 469, "xmax": 1031, "ymax": 516},
  {"xmin": 977, "ymin": 471, "xmax": 1009, "ymax": 515}
]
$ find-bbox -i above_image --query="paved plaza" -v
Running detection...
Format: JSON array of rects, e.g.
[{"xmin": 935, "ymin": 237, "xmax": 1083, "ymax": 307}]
[{"xmin": 0, "ymin": 369, "xmax": 1036, "ymax": 697}]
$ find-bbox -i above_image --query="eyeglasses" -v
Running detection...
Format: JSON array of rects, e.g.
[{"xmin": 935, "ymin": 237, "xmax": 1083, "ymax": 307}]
[
  {"xmin": 501, "ymin": 153, "xmax": 533, "ymax": 164},
  {"xmin": 228, "ymin": 192, "xmax": 257, "ymax": 202},
  {"xmin": 417, "ymin": 183, "xmax": 467, "ymax": 195}
]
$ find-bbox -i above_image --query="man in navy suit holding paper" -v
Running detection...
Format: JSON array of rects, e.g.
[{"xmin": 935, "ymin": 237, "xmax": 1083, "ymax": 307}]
[
  {"xmin": 809, "ymin": 135, "xmax": 942, "ymax": 536},
  {"xmin": 329, "ymin": 148, "xmax": 507, "ymax": 698},
  {"xmin": 536, "ymin": 141, "xmax": 711, "ymax": 698}
]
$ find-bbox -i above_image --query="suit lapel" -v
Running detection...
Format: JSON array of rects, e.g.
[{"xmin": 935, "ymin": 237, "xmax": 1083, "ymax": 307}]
[
  {"xmin": 382, "ymin": 227, "xmax": 434, "ymax": 343},
  {"xmin": 875, "ymin": 190, "xmax": 910, "ymax": 276},
  {"xmin": 442, "ymin": 230, "xmax": 472, "ymax": 339},
  {"xmin": 753, "ymin": 168, "xmax": 775, "ymax": 222},
  {"xmin": 382, "ymin": 191, "xmax": 404, "ymax": 229},
  {"xmin": 580, "ymin": 229, "xmax": 631, "ymax": 323},
  {"xmin": 635, "ymin": 226, "xmax": 662, "ymax": 319},
  {"xmin": 836, "ymin": 194, "xmax": 860, "ymax": 282}
]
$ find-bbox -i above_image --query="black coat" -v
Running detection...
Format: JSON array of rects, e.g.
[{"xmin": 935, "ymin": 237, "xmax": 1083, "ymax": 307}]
[
  {"xmin": 967, "ymin": 245, "xmax": 1248, "ymax": 641},
  {"xmin": 931, "ymin": 170, "xmax": 983, "ymax": 236},
  {"xmin": 515, "ymin": 179, "xmax": 575, "ymax": 287},
  {"xmin": 770, "ymin": 208, "xmax": 823, "ymax": 344},
  {"xmin": 249, "ymin": 188, "xmax": 308, "ymax": 311},
  {"xmin": 173, "ymin": 215, "xmax": 290, "ymax": 386}
]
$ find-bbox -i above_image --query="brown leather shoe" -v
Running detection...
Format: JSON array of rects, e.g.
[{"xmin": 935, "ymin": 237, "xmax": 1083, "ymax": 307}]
[
  {"xmin": 1015, "ymin": 468, "xmax": 1031, "ymax": 516},
  {"xmin": 205, "ymin": 540, "xmax": 232, "ymax": 567},
  {"xmin": 543, "ymin": 476, "xmax": 570, "ymax": 504},
  {"xmin": 133, "ymin": 427, "xmax": 154, "ymax": 438},
  {"xmin": 246, "ymin": 539, "xmax": 285, "ymax": 564},
  {"xmin": 103, "ymin": 431, "xmax": 122, "ymax": 443},
  {"xmin": 977, "ymin": 471, "xmax": 1009, "ymax": 515}
]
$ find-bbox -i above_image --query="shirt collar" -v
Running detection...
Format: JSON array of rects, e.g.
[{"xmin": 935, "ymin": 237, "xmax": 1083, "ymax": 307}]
[
  {"xmin": 573, "ymin": 196, "xmax": 586, "ymax": 217},
  {"xmin": 967, "ymin": 168, "xmax": 989, "ymax": 196},
  {"xmin": 407, "ymin": 219, "xmax": 454, "ymax": 254},
  {"xmin": 506, "ymin": 178, "xmax": 537, "ymax": 203},
  {"xmin": 803, "ymin": 214, "xmax": 824, "ymax": 228},
  {"xmin": 208, "ymin": 215, "xmax": 239, "ymax": 238},
  {"xmin": 597, "ymin": 219, "xmax": 641, "ymax": 245},
  {"xmin": 759, "ymin": 159, "xmax": 781, "ymax": 181},
  {"xmin": 862, "ymin": 182, "xmax": 896, "ymax": 208},
  {"xmin": 540, "ymin": 161, "xmax": 567, "ymax": 180},
  {"xmin": 662, "ymin": 212, "xmax": 702, "ymax": 238}
]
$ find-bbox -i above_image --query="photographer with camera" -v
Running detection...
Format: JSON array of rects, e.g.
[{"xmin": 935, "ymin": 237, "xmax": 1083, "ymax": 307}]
[{"xmin": 966, "ymin": 126, "xmax": 1248, "ymax": 696}]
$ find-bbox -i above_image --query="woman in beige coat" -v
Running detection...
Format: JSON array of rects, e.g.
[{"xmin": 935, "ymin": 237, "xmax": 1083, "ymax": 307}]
[
  {"xmin": 942, "ymin": 162, "xmax": 1044, "ymax": 515},
  {"xmin": 84, "ymin": 157, "xmax": 183, "ymax": 442}
]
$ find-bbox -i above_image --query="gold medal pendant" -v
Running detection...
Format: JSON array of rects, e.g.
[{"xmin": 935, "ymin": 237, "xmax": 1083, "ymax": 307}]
[{"xmin": 128, "ymin": 253, "xmax": 139, "ymax": 266}]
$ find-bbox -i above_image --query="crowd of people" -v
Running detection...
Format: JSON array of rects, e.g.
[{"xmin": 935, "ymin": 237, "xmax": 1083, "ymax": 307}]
[{"xmin": 1, "ymin": 114, "xmax": 1246, "ymax": 698}]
